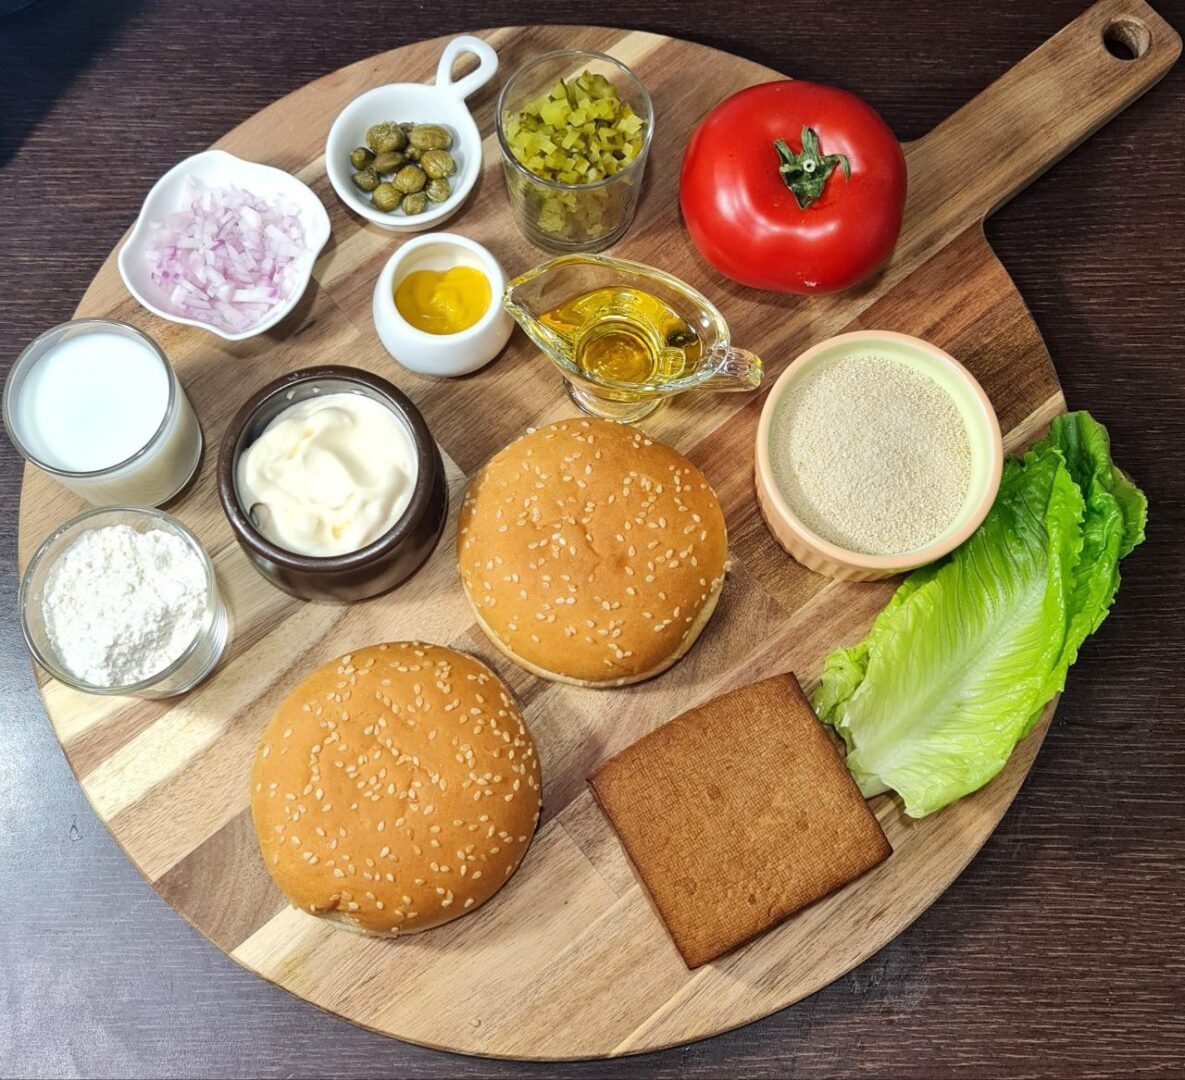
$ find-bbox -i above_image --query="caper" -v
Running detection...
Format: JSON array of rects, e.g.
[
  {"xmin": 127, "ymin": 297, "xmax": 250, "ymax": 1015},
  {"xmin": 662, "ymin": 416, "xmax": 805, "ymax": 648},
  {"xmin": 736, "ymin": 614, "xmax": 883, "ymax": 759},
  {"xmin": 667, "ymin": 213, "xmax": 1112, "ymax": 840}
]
[
  {"xmin": 371, "ymin": 182, "xmax": 401, "ymax": 213},
  {"xmin": 365, "ymin": 121, "xmax": 407, "ymax": 154},
  {"xmin": 372, "ymin": 150, "xmax": 406, "ymax": 175},
  {"xmin": 401, "ymin": 192, "xmax": 428, "ymax": 215},
  {"xmin": 420, "ymin": 149, "xmax": 456, "ymax": 180},
  {"xmin": 349, "ymin": 146, "xmax": 375, "ymax": 171},
  {"xmin": 409, "ymin": 124, "xmax": 452, "ymax": 151},
  {"xmin": 424, "ymin": 177, "xmax": 452, "ymax": 203},
  {"xmin": 392, "ymin": 164, "xmax": 427, "ymax": 194},
  {"xmin": 350, "ymin": 166, "xmax": 379, "ymax": 193}
]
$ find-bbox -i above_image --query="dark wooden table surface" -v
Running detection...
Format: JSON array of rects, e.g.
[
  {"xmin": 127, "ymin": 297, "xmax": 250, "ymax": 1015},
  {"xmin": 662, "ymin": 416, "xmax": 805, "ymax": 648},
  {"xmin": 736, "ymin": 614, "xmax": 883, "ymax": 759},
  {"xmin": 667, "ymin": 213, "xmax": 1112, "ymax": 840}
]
[{"xmin": 2, "ymin": 1, "xmax": 1183, "ymax": 1076}]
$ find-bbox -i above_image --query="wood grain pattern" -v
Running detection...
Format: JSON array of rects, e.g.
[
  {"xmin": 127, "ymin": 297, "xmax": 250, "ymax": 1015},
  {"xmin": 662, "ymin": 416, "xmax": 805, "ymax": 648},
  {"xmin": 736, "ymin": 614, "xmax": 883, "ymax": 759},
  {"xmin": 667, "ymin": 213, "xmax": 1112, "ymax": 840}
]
[{"xmin": 9, "ymin": 0, "xmax": 1181, "ymax": 1067}]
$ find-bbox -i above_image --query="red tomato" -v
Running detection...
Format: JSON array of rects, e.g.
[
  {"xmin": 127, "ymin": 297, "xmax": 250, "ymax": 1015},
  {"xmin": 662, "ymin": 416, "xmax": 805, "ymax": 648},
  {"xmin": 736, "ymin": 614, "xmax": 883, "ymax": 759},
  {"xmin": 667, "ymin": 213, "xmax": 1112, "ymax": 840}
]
[{"xmin": 679, "ymin": 81, "xmax": 907, "ymax": 294}]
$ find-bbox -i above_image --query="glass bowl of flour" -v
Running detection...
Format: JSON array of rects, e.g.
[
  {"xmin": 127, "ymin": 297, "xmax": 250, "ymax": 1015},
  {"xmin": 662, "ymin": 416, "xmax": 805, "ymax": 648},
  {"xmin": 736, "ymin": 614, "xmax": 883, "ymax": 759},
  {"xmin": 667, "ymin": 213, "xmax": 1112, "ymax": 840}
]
[{"xmin": 20, "ymin": 507, "xmax": 228, "ymax": 697}]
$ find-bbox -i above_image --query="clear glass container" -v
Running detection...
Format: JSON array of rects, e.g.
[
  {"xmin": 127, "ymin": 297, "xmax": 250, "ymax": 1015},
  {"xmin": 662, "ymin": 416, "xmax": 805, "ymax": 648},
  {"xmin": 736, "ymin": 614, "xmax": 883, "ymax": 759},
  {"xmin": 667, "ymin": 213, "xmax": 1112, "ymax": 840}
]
[
  {"xmin": 20, "ymin": 507, "xmax": 229, "ymax": 698},
  {"xmin": 3, "ymin": 319, "xmax": 202, "ymax": 507},
  {"xmin": 496, "ymin": 50, "xmax": 654, "ymax": 254}
]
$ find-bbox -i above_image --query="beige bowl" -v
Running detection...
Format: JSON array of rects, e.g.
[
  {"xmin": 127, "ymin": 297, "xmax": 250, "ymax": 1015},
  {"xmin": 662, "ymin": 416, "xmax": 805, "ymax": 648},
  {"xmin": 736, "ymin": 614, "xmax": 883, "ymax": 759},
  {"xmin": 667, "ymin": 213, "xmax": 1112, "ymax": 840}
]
[{"xmin": 755, "ymin": 330, "xmax": 1003, "ymax": 582}]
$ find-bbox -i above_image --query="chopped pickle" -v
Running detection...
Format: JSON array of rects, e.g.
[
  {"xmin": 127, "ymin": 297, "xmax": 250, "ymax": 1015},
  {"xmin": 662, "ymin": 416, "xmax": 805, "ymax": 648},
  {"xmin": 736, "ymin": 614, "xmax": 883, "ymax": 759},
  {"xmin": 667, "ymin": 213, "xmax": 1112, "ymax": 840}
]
[
  {"xmin": 502, "ymin": 70, "xmax": 647, "ymax": 244},
  {"xmin": 504, "ymin": 71, "xmax": 645, "ymax": 186}
]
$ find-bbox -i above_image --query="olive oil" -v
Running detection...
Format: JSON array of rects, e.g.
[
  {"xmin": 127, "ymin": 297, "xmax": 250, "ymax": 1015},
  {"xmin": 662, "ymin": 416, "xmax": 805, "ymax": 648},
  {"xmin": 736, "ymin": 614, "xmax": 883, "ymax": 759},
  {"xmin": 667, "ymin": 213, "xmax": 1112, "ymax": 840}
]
[
  {"xmin": 504, "ymin": 254, "xmax": 763, "ymax": 424},
  {"xmin": 538, "ymin": 286, "xmax": 704, "ymax": 391}
]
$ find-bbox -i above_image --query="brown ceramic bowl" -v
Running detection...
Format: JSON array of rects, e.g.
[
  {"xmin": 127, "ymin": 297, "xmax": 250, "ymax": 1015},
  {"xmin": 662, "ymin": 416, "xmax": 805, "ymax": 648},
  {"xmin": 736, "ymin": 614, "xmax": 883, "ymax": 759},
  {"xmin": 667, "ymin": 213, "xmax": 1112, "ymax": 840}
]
[{"xmin": 218, "ymin": 366, "xmax": 447, "ymax": 602}]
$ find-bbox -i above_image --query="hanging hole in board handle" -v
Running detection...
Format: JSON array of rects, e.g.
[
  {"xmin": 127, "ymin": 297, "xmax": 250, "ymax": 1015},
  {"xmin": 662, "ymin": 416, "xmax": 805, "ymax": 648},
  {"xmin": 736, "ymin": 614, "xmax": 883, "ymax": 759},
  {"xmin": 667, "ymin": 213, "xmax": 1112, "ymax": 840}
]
[
  {"xmin": 435, "ymin": 34, "xmax": 499, "ymax": 100},
  {"xmin": 1103, "ymin": 17, "xmax": 1152, "ymax": 60}
]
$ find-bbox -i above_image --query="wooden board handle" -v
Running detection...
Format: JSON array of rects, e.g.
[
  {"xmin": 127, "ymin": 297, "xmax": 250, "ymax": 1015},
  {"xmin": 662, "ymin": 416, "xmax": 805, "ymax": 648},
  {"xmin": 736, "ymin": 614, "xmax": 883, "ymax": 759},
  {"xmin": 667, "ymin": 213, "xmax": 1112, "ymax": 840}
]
[{"xmin": 907, "ymin": 0, "xmax": 1180, "ymax": 244}]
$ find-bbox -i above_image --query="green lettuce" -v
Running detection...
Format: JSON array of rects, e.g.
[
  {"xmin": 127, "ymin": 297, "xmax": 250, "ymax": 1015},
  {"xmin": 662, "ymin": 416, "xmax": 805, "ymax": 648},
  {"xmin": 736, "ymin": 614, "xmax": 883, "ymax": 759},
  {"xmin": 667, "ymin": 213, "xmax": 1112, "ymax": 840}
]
[{"xmin": 812, "ymin": 412, "xmax": 1146, "ymax": 818}]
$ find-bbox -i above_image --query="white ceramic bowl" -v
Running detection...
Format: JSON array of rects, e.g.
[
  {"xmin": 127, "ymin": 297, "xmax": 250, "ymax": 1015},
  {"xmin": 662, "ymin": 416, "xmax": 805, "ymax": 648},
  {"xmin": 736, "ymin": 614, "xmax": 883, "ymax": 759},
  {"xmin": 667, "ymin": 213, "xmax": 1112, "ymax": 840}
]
[
  {"xmin": 372, "ymin": 232, "xmax": 513, "ymax": 377},
  {"xmin": 117, "ymin": 149, "xmax": 331, "ymax": 342},
  {"xmin": 326, "ymin": 34, "xmax": 498, "ymax": 232}
]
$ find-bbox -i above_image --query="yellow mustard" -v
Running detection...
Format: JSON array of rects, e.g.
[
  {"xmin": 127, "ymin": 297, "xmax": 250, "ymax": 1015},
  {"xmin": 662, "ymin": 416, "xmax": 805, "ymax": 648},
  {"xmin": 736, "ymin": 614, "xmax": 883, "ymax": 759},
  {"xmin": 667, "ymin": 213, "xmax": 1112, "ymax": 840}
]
[{"xmin": 394, "ymin": 266, "xmax": 491, "ymax": 335}]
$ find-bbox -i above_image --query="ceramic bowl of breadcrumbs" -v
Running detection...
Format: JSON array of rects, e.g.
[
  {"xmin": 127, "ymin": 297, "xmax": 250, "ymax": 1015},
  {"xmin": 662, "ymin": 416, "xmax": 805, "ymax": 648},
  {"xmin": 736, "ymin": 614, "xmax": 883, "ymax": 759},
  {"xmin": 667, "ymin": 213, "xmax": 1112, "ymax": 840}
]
[{"xmin": 755, "ymin": 330, "xmax": 1002, "ymax": 581}]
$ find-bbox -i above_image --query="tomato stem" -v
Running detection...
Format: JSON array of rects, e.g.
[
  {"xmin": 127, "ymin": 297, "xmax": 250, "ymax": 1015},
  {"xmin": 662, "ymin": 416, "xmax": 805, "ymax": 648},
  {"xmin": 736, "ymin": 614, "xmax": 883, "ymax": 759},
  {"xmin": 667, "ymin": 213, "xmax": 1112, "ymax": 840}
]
[{"xmin": 775, "ymin": 127, "xmax": 851, "ymax": 209}]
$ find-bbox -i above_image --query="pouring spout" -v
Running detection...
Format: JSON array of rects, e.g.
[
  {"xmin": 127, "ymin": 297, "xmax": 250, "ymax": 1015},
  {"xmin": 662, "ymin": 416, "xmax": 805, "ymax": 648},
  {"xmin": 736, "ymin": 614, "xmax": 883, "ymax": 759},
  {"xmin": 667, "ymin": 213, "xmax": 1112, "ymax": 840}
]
[{"xmin": 704, "ymin": 345, "xmax": 763, "ymax": 392}]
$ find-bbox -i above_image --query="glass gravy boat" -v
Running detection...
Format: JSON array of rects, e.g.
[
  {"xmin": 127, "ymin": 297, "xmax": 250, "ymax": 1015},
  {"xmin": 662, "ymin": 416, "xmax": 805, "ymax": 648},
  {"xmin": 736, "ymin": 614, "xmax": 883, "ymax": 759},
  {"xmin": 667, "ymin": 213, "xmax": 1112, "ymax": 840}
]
[{"xmin": 503, "ymin": 254, "xmax": 763, "ymax": 423}]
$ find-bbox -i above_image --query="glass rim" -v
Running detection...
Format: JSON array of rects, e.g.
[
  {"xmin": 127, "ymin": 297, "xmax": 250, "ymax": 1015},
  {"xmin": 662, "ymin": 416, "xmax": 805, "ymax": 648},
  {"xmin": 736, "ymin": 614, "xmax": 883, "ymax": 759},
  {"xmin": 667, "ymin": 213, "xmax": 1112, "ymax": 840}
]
[
  {"xmin": 495, "ymin": 49, "xmax": 655, "ymax": 193},
  {"xmin": 3, "ymin": 318, "xmax": 178, "ymax": 480},
  {"xmin": 19, "ymin": 505, "xmax": 221, "ymax": 695}
]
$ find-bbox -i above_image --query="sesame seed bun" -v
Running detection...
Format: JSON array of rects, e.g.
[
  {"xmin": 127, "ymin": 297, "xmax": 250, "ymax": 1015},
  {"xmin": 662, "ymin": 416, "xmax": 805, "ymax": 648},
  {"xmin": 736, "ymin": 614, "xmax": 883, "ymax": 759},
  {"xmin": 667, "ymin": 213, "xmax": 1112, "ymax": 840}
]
[
  {"xmin": 250, "ymin": 643, "xmax": 541, "ymax": 936},
  {"xmin": 457, "ymin": 419, "xmax": 728, "ymax": 687}
]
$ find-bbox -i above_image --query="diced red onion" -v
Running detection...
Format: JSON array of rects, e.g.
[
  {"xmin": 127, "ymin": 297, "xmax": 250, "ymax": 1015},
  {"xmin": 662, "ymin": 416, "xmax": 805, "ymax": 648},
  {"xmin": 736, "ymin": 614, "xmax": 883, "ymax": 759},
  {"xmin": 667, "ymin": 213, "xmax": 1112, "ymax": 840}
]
[{"xmin": 145, "ymin": 177, "xmax": 308, "ymax": 334}]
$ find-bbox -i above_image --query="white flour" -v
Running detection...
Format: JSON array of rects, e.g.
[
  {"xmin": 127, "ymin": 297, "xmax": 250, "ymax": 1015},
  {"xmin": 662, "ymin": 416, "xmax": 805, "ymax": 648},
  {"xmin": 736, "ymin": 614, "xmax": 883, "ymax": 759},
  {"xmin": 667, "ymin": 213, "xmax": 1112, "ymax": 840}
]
[{"xmin": 42, "ymin": 524, "xmax": 207, "ymax": 686}]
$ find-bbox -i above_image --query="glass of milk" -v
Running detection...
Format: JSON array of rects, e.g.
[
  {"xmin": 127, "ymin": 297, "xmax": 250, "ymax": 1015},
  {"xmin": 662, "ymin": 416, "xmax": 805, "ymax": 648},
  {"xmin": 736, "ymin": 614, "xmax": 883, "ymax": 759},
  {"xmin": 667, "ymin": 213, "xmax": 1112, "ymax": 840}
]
[{"xmin": 3, "ymin": 319, "xmax": 202, "ymax": 506}]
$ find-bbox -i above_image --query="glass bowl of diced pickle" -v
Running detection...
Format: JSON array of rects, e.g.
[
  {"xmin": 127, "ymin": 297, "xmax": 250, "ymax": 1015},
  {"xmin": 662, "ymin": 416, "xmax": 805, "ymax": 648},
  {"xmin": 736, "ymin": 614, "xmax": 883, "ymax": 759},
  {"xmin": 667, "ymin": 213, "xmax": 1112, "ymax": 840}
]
[{"xmin": 496, "ymin": 50, "xmax": 654, "ymax": 253}]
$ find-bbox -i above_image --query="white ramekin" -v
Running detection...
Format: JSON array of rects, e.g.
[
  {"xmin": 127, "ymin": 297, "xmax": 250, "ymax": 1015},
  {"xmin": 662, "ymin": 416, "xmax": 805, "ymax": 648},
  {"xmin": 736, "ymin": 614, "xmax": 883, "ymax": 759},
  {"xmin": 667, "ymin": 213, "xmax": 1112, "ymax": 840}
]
[{"xmin": 372, "ymin": 232, "xmax": 514, "ymax": 377}]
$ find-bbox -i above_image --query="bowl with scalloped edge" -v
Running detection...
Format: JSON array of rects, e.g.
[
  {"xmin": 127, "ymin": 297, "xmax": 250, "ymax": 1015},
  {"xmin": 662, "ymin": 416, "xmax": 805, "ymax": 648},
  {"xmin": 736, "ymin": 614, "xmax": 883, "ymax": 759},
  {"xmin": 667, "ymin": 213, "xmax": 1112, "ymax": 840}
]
[
  {"xmin": 325, "ymin": 34, "xmax": 498, "ymax": 232},
  {"xmin": 117, "ymin": 149, "xmax": 331, "ymax": 342}
]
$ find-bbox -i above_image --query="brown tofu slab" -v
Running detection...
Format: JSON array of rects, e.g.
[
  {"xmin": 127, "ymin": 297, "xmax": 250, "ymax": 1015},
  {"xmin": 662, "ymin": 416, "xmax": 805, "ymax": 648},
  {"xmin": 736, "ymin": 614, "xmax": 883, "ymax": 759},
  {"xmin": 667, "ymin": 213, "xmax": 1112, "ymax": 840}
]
[{"xmin": 589, "ymin": 673, "xmax": 891, "ymax": 968}]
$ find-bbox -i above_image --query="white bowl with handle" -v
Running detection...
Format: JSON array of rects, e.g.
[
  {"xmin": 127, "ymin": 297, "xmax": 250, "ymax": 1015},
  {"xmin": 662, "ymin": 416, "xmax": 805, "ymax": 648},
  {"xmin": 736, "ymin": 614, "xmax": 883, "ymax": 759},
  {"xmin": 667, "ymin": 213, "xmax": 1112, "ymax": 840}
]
[
  {"xmin": 117, "ymin": 149, "xmax": 331, "ymax": 342},
  {"xmin": 326, "ymin": 35, "xmax": 498, "ymax": 232}
]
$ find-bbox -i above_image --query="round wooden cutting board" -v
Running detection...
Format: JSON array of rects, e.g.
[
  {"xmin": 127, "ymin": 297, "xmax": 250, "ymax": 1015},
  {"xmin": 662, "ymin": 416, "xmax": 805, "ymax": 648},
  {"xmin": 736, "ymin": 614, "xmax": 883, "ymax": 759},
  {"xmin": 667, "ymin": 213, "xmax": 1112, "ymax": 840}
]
[{"xmin": 17, "ymin": 5, "xmax": 1179, "ymax": 1060}]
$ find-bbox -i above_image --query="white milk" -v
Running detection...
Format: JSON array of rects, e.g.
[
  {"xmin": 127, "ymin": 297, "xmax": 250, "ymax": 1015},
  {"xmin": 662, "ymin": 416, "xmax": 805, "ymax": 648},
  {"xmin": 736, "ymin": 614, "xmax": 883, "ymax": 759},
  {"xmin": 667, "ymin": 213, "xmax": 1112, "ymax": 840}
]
[
  {"xmin": 6, "ymin": 323, "xmax": 202, "ymax": 506},
  {"xmin": 18, "ymin": 331, "xmax": 169, "ymax": 471}
]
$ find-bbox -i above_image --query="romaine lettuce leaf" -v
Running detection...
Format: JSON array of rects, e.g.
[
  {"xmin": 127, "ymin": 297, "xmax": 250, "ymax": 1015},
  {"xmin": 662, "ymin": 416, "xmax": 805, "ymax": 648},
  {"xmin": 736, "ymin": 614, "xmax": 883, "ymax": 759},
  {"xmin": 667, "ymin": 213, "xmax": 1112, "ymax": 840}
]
[{"xmin": 812, "ymin": 412, "xmax": 1146, "ymax": 817}]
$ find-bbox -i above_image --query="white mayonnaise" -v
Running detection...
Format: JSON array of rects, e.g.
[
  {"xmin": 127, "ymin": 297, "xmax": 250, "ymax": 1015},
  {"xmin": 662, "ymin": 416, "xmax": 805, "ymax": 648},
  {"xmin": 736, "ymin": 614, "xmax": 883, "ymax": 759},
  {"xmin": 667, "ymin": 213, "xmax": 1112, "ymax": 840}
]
[{"xmin": 236, "ymin": 393, "xmax": 417, "ymax": 557}]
